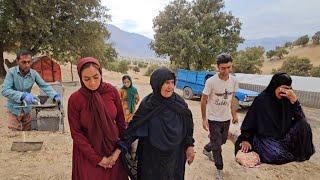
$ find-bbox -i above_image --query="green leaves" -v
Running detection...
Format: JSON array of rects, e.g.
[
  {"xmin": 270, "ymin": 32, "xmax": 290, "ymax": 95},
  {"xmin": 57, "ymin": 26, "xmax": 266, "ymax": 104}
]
[
  {"xmin": 151, "ymin": 0, "xmax": 243, "ymax": 71},
  {"xmin": 277, "ymin": 56, "xmax": 313, "ymax": 76},
  {"xmin": 233, "ymin": 46, "xmax": 264, "ymax": 74}
]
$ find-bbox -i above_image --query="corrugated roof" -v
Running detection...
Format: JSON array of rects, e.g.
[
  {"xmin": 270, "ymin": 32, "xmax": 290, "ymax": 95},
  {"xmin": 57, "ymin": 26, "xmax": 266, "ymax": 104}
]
[{"xmin": 235, "ymin": 73, "xmax": 320, "ymax": 92}]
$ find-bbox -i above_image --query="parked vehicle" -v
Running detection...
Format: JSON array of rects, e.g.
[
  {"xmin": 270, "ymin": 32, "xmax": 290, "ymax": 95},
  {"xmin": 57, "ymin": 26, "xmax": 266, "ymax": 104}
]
[{"xmin": 175, "ymin": 69, "xmax": 259, "ymax": 108}]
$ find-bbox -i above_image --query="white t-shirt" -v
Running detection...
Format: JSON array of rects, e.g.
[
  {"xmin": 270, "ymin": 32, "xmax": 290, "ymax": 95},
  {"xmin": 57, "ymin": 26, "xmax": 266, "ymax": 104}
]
[{"xmin": 202, "ymin": 74, "xmax": 239, "ymax": 122}]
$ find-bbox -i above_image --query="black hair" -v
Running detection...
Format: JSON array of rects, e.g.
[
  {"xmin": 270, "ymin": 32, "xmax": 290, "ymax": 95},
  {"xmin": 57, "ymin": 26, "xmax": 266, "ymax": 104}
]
[
  {"xmin": 16, "ymin": 50, "xmax": 32, "ymax": 60},
  {"xmin": 216, "ymin": 53, "xmax": 233, "ymax": 65}
]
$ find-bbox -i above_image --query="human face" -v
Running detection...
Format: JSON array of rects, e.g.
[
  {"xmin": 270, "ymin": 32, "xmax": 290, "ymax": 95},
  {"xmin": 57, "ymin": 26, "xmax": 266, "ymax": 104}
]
[
  {"xmin": 81, "ymin": 65, "xmax": 101, "ymax": 90},
  {"xmin": 123, "ymin": 78, "xmax": 131, "ymax": 88},
  {"xmin": 275, "ymin": 85, "xmax": 292, "ymax": 99},
  {"xmin": 160, "ymin": 79, "xmax": 175, "ymax": 98},
  {"xmin": 217, "ymin": 62, "xmax": 232, "ymax": 78},
  {"xmin": 17, "ymin": 55, "xmax": 32, "ymax": 75}
]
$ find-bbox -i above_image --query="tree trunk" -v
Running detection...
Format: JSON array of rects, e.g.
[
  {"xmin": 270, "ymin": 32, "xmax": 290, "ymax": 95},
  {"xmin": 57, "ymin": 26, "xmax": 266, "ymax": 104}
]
[
  {"xmin": 70, "ymin": 61, "xmax": 74, "ymax": 82},
  {"xmin": 0, "ymin": 47, "xmax": 7, "ymax": 78}
]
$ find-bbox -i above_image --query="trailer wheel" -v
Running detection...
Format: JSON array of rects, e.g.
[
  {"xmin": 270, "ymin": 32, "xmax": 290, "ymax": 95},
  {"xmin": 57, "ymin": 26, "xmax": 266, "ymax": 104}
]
[{"xmin": 183, "ymin": 87, "xmax": 193, "ymax": 99}]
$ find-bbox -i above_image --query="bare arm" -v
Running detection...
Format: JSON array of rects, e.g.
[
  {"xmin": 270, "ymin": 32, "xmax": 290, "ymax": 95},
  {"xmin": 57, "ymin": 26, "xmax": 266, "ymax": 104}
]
[
  {"xmin": 201, "ymin": 94, "xmax": 209, "ymax": 131},
  {"xmin": 231, "ymin": 94, "xmax": 238, "ymax": 123}
]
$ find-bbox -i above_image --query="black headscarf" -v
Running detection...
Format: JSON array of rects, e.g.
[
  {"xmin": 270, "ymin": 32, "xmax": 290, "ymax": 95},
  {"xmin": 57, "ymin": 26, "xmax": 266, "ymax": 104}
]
[
  {"xmin": 126, "ymin": 67, "xmax": 194, "ymax": 151},
  {"xmin": 240, "ymin": 72, "xmax": 300, "ymax": 139}
]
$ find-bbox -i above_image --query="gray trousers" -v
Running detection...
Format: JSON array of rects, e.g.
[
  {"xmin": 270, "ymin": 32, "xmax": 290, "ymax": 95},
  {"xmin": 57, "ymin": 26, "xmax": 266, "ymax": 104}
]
[{"xmin": 204, "ymin": 120, "xmax": 230, "ymax": 170}]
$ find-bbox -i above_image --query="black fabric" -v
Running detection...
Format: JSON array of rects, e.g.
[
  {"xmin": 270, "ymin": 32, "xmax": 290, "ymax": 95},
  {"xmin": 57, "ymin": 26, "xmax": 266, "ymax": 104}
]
[
  {"xmin": 239, "ymin": 72, "xmax": 298, "ymax": 141},
  {"xmin": 118, "ymin": 67, "xmax": 194, "ymax": 180},
  {"xmin": 235, "ymin": 72, "xmax": 315, "ymax": 163}
]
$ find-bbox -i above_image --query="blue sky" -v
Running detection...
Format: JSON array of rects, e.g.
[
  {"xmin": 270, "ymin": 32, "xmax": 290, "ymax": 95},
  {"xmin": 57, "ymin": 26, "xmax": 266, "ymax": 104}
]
[{"xmin": 102, "ymin": 0, "xmax": 320, "ymax": 39}]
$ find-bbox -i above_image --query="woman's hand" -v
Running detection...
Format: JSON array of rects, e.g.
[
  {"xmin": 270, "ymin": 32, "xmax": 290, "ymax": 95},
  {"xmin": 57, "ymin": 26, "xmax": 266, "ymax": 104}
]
[
  {"xmin": 98, "ymin": 157, "xmax": 114, "ymax": 169},
  {"xmin": 240, "ymin": 141, "xmax": 252, "ymax": 153},
  {"xmin": 109, "ymin": 149, "xmax": 121, "ymax": 165},
  {"xmin": 186, "ymin": 146, "xmax": 195, "ymax": 165}
]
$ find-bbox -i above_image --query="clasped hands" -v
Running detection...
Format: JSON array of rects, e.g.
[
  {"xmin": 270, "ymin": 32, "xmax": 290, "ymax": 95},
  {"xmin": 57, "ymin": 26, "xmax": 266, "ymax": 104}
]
[{"xmin": 98, "ymin": 149, "xmax": 121, "ymax": 169}]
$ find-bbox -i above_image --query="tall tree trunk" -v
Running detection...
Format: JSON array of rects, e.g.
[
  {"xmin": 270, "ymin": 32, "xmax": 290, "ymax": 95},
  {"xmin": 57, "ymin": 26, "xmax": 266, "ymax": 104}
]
[
  {"xmin": 70, "ymin": 61, "xmax": 74, "ymax": 82},
  {"xmin": 0, "ymin": 46, "xmax": 7, "ymax": 78}
]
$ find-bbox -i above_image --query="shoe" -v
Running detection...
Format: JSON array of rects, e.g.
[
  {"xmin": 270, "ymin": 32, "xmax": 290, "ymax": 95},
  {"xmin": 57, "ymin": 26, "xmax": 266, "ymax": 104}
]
[
  {"xmin": 203, "ymin": 149, "xmax": 213, "ymax": 161},
  {"xmin": 215, "ymin": 169, "xmax": 224, "ymax": 180}
]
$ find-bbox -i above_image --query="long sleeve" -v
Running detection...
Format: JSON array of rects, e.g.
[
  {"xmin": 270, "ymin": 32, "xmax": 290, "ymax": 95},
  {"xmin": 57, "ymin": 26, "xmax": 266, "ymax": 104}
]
[
  {"xmin": 291, "ymin": 100, "xmax": 305, "ymax": 121},
  {"xmin": 183, "ymin": 110, "xmax": 195, "ymax": 147},
  {"xmin": 68, "ymin": 96, "xmax": 102, "ymax": 166},
  {"xmin": 113, "ymin": 88, "xmax": 127, "ymax": 133},
  {"xmin": 1, "ymin": 70, "xmax": 24, "ymax": 103},
  {"xmin": 35, "ymin": 72, "xmax": 58, "ymax": 99}
]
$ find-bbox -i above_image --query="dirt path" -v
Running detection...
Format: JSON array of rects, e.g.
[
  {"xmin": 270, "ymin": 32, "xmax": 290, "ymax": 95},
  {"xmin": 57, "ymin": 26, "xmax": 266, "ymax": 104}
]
[{"xmin": 1, "ymin": 69, "xmax": 319, "ymax": 180}]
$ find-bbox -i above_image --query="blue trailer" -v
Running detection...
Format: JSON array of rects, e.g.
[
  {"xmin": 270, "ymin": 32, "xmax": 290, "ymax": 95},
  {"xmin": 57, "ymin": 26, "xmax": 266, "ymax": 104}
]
[{"xmin": 176, "ymin": 69, "xmax": 259, "ymax": 108}]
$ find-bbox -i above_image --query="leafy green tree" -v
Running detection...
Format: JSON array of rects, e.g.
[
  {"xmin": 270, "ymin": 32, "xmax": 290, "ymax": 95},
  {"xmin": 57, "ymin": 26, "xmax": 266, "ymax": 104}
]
[
  {"xmin": 284, "ymin": 42, "xmax": 293, "ymax": 48},
  {"xmin": 151, "ymin": 0, "xmax": 243, "ymax": 71},
  {"xmin": 266, "ymin": 50, "xmax": 277, "ymax": 58},
  {"xmin": 277, "ymin": 56, "xmax": 312, "ymax": 76},
  {"xmin": 294, "ymin": 35, "xmax": 309, "ymax": 46},
  {"xmin": 117, "ymin": 61, "xmax": 129, "ymax": 74},
  {"xmin": 310, "ymin": 66, "xmax": 320, "ymax": 77},
  {"xmin": 144, "ymin": 64, "xmax": 160, "ymax": 76},
  {"xmin": 233, "ymin": 46, "xmax": 264, "ymax": 74},
  {"xmin": 0, "ymin": 0, "xmax": 115, "ymax": 78}
]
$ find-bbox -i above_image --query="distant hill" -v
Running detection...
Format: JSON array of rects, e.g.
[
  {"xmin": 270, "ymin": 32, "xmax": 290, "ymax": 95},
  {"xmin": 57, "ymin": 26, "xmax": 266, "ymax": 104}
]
[
  {"xmin": 238, "ymin": 36, "xmax": 298, "ymax": 51},
  {"xmin": 261, "ymin": 45, "xmax": 320, "ymax": 74},
  {"xmin": 106, "ymin": 24, "xmax": 159, "ymax": 59}
]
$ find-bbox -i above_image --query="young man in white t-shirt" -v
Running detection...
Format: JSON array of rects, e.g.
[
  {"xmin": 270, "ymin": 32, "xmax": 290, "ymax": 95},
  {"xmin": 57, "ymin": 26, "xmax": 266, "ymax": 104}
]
[{"xmin": 201, "ymin": 53, "xmax": 239, "ymax": 179}]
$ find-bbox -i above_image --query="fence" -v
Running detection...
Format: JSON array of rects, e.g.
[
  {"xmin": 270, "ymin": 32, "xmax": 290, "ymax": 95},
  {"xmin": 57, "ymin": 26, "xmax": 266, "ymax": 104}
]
[{"xmin": 239, "ymin": 83, "xmax": 320, "ymax": 109}]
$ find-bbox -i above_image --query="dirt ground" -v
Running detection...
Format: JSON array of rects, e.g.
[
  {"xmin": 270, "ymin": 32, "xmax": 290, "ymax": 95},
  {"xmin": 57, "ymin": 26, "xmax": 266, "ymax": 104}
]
[{"xmin": 1, "ymin": 66, "xmax": 320, "ymax": 180}]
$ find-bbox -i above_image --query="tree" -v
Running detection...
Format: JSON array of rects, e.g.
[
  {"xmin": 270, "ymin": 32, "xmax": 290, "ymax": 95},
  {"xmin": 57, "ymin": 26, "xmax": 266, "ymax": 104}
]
[
  {"xmin": 275, "ymin": 47, "xmax": 289, "ymax": 59},
  {"xmin": 277, "ymin": 56, "xmax": 312, "ymax": 76},
  {"xmin": 233, "ymin": 46, "xmax": 264, "ymax": 74},
  {"xmin": 294, "ymin": 35, "xmax": 309, "ymax": 46},
  {"xmin": 0, "ymin": 0, "xmax": 116, "ymax": 78},
  {"xmin": 151, "ymin": 0, "xmax": 243, "ymax": 71},
  {"xmin": 310, "ymin": 66, "xmax": 320, "ymax": 77},
  {"xmin": 284, "ymin": 42, "xmax": 293, "ymax": 48},
  {"xmin": 312, "ymin": 34, "xmax": 320, "ymax": 45},
  {"xmin": 266, "ymin": 50, "xmax": 277, "ymax": 59}
]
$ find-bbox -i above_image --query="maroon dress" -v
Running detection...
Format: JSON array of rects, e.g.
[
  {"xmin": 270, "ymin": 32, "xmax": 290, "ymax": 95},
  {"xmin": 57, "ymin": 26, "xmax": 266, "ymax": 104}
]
[{"xmin": 68, "ymin": 83, "xmax": 128, "ymax": 180}]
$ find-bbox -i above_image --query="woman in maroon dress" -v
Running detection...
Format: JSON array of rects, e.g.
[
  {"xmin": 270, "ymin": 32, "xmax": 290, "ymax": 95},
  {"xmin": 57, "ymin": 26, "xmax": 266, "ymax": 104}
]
[{"xmin": 68, "ymin": 57, "xmax": 128, "ymax": 180}]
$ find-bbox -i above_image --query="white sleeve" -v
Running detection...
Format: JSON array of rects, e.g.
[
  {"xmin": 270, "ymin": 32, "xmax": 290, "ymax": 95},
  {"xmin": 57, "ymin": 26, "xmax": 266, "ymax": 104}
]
[
  {"xmin": 203, "ymin": 79, "xmax": 212, "ymax": 95},
  {"xmin": 234, "ymin": 79, "xmax": 239, "ymax": 92}
]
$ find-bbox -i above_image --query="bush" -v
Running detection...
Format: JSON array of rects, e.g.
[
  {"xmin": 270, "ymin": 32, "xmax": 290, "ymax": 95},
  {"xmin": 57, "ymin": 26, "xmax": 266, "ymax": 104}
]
[
  {"xmin": 118, "ymin": 61, "xmax": 129, "ymax": 74},
  {"xmin": 310, "ymin": 66, "xmax": 320, "ymax": 77},
  {"xmin": 138, "ymin": 62, "xmax": 148, "ymax": 68},
  {"xmin": 294, "ymin": 35, "xmax": 309, "ymax": 46},
  {"xmin": 277, "ymin": 56, "xmax": 312, "ymax": 76},
  {"xmin": 133, "ymin": 66, "xmax": 140, "ymax": 73},
  {"xmin": 144, "ymin": 64, "xmax": 160, "ymax": 76}
]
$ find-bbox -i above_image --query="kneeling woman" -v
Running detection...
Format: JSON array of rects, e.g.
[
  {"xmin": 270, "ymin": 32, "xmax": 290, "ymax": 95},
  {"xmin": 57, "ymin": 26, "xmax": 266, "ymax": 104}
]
[
  {"xmin": 235, "ymin": 72, "xmax": 315, "ymax": 165},
  {"xmin": 118, "ymin": 67, "xmax": 195, "ymax": 180}
]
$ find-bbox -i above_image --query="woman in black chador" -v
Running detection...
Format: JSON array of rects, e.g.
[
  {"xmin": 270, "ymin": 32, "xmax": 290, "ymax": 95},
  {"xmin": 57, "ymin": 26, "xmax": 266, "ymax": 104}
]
[
  {"xmin": 118, "ymin": 67, "xmax": 195, "ymax": 180},
  {"xmin": 235, "ymin": 72, "xmax": 315, "ymax": 164}
]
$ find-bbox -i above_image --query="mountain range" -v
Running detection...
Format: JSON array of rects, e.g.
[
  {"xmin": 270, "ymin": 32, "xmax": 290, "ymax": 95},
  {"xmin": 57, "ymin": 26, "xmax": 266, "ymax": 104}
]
[{"xmin": 107, "ymin": 24, "xmax": 301, "ymax": 58}]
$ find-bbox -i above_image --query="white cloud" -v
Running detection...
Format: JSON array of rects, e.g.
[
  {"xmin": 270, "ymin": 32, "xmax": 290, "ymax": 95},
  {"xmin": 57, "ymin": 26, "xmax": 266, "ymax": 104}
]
[
  {"xmin": 103, "ymin": 0, "xmax": 320, "ymax": 39},
  {"xmin": 102, "ymin": 0, "xmax": 171, "ymax": 39}
]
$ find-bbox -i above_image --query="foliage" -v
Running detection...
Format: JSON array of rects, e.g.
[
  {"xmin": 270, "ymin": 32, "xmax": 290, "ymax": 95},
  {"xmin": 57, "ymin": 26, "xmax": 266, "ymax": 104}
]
[
  {"xmin": 266, "ymin": 47, "xmax": 288, "ymax": 59},
  {"xmin": 0, "ymin": 0, "xmax": 116, "ymax": 77},
  {"xmin": 233, "ymin": 46, "xmax": 264, "ymax": 74},
  {"xmin": 151, "ymin": 0, "xmax": 243, "ymax": 71},
  {"xmin": 138, "ymin": 62, "xmax": 148, "ymax": 68},
  {"xmin": 132, "ymin": 66, "xmax": 140, "ymax": 73},
  {"xmin": 312, "ymin": 34, "xmax": 319, "ymax": 45},
  {"xmin": 277, "ymin": 56, "xmax": 313, "ymax": 76},
  {"xmin": 144, "ymin": 64, "xmax": 160, "ymax": 76},
  {"xmin": 294, "ymin": 35, "xmax": 309, "ymax": 46},
  {"xmin": 310, "ymin": 66, "xmax": 320, "ymax": 77},
  {"xmin": 284, "ymin": 42, "xmax": 293, "ymax": 48}
]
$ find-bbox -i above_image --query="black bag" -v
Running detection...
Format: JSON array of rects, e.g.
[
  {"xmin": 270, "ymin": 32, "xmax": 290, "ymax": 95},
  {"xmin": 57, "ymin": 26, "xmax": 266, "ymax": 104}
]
[{"xmin": 121, "ymin": 105, "xmax": 166, "ymax": 180}]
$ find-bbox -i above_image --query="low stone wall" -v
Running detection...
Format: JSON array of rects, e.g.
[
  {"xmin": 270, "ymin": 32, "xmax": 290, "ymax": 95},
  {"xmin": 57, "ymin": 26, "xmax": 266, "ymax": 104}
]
[{"xmin": 239, "ymin": 83, "xmax": 320, "ymax": 109}]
